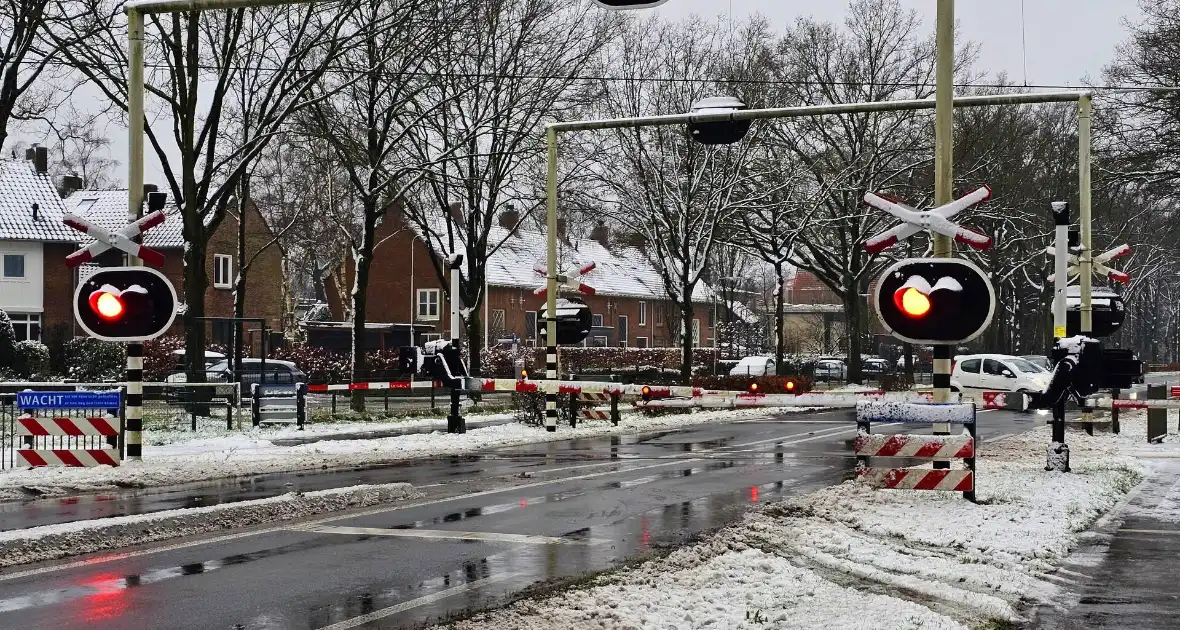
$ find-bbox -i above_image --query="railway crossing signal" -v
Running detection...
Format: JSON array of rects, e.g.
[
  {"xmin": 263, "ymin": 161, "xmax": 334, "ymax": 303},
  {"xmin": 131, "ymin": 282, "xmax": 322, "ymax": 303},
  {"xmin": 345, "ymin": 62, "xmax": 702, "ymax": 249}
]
[
  {"xmin": 74, "ymin": 267, "xmax": 177, "ymax": 342},
  {"xmin": 534, "ymin": 260, "xmax": 597, "ymax": 298},
  {"xmin": 1044, "ymin": 243, "xmax": 1131, "ymax": 284},
  {"xmin": 63, "ymin": 208, "xmax": 168, "ymax": 268},
  {"xmin": 873, "ymin": 258, "xmax": 996, "ymax": 346},
  {"xmin": 863, "ymin": 186, "xmax": 993, "ymax": 253},
  {"xmin": 591, "ymin": 0, "xmax": 670, "ymax": 9}
]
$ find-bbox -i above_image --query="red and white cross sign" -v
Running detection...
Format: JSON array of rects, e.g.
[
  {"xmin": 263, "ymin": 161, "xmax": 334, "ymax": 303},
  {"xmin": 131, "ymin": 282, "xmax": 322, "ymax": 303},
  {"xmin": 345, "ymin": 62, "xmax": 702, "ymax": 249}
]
[
  {"xmin": 863, "ymin": 186, "xmax": 993, "ymax": 254},
  {"xmin": 1044, "ymin": 243, "xmax": 1131, "ymax": 284},
  {"xmin": 63, "ymin": 211, "xmax": 167, "ymax": 268},
  {"xmin": 533, "ymin": 260, "xmax": 597, "ymax": 298}
]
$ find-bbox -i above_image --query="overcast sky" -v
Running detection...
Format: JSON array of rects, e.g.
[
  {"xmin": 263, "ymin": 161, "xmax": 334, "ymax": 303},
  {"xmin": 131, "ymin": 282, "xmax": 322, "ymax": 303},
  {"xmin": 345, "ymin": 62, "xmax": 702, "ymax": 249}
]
[{"xmin": 29, "ymin": 0, "xmax": 1146, "ymax": 189}]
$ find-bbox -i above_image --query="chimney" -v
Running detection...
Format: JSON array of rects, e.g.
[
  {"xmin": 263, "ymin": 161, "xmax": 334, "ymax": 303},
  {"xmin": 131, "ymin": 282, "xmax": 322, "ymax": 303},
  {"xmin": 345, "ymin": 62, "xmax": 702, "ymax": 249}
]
[
  {"xmin": 24, "ymin": 146, "xmax": 35, "ymax": 161},
  {"xmin": 590, "ymin": 221, "xmax": 609, "ymax": 248},
  {"xmin": 498, "ymin": 207, "xmax": 520, "ymax": 230},
  {"xmin": 60, "ymin": 175, "xmax": 84, "ymax": 198},
  {"xmin": 33, "ymin": 146, "xmax": 48, "ymax": 174}
]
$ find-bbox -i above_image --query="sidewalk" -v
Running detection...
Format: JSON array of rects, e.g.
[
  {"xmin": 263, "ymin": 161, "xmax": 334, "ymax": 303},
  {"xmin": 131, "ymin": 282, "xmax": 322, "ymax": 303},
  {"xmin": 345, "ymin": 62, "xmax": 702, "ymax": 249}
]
[{"xmin": 1031, "ymin": 458, "xmax": 1180, "ymax": 629}]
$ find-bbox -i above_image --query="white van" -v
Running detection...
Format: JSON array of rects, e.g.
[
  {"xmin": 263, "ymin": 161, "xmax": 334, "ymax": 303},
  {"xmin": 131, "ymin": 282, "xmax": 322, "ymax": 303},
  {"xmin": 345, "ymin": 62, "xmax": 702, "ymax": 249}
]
[
  {"xmin": 950, "ymin": 354, "xmax": 1049, "ymax": 394},
  {"xmin": 729, "ymin": 356, "xmax": 776, "ymax": 377}
]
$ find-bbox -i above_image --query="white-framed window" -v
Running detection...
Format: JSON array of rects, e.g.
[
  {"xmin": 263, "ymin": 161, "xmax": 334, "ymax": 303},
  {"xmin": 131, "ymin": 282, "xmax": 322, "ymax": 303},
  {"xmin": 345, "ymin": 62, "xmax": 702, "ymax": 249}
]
[
  {"xmin": 417, "ymin": 289, "xmax": 440, "ymax": 320},
  {"xmin": 636, "ymin": 336, "xmax": 648, "ymax": 348},
  {"xmin": 2, "ymin": 254, "xmax": 25, "ymax": 279},
  {"xmin": 213, "ymin": 254, "xmax": 232, "ymax": 289},
  {"xmin": 422, "ymin": 333, "xmax": 442, "ymax": 343},
  {"xmin": 655, "ymin": 303, "xmax": 665, "ymax": 326},
  {"xmin": 692, "ymin": 319, "xmax": 700, "ymax": 345},
  {"xmin": 592, "ymin": 313, "xmax": 604, "ymax": 327},
  {"xmin": 638, "ymin": 301, "xmax": 647, "ymax": 326},
  {"xmin": 491, "ymin": 308, "xmax": 506, "ymax": 333},
  {"xmin": 617, "ymin": 315, "xmax": 628, "ymax": 348},
  {"xmin": 9, "ymin": 313, "xmax": 40, "ymax": 342},
  {"xmin": 591, "ymin": 336, "xmax": 608, "ymax": 347},
  {"xmin": 525, "ymin": 310, "xmax": 537, "ymax": 339}
]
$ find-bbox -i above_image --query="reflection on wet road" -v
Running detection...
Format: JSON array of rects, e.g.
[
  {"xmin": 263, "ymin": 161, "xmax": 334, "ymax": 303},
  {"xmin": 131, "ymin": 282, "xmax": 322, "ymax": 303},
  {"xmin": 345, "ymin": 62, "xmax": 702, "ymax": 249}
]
[{"xmin": 0, "ymin": 408, "xmax": 1037, "ymax": 629}]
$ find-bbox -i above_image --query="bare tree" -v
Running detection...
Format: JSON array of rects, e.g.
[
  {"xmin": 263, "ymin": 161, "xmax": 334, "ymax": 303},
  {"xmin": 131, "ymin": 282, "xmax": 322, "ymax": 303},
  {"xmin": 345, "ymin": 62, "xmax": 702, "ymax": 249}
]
[
  {"xmin": 50, "ymin": 113, "xmax": 120, "ymax": 190},
  {"xmin": 57, "ymin": 1, "xmax": 373, "ymax": 381},
  {"xmin": 401, "ymin": 0, "xmax": 618, "ymax": 376}
]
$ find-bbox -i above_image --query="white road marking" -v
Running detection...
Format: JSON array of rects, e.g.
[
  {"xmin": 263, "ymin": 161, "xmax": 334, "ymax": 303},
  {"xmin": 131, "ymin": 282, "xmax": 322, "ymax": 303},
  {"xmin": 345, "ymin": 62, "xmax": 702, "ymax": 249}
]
[
  {"xmin": 1120, "ymin": 528, "xmax": 1180, "ymax": 535},
  {"xmin": 295, "ymin": 525, "xmax": 604, "ymax": 546},
  {"xmin": 985, "ymin": 433, "xmax": 1016, "ymax": 443},
  {"xmin": 316, "ymin": 573, "xmax": 518, "ymax": 630},
  {"xmin": 0, "ymin": 422, "xmax": 886, "ymax": 581}
]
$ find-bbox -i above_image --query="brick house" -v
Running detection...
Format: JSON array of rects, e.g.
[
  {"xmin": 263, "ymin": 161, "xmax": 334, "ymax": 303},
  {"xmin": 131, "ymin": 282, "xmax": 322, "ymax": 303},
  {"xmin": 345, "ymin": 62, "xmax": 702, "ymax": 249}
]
[
  {"xmin": 63, "ymin": 189, "xmax": 286, "ymax": 346},
  {"xmin": 323, "ymin": 209, "xmax": 720, "ymax": 349},
  {"xmin": 782, "ymin": 271, "xmax": 846, "ymax": 355},
  {"xmin": 0, "ymin": 153, "xmax": 80, "ymax": 341}
]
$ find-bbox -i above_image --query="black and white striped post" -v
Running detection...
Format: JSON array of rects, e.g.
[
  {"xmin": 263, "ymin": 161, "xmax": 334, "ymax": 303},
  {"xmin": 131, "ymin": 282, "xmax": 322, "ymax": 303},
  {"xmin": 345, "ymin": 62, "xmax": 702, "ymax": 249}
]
[
  {"xmin": 125, "ymin": 343, "xmax": 143, "ymax": 460},
  {"xmin": 931, "ymin": 345, "xmax": 951, "ymax": 470},
  {"xmin": 545, "ymin": 342, "xmax": 558, "ymax": 432}
]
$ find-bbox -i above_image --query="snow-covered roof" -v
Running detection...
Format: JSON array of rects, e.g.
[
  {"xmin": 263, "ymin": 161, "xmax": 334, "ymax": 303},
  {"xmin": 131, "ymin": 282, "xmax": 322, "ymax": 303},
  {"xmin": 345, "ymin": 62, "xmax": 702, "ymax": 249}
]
[
  {"xmin": 64, "ymin": 189, "xmax": 185, "ymax": 248},
  {"xmin": 414, "ymin": 219, "xmax": 715, "ymax": 302},
  {"xmin": 0, "ymin": 160, "xmax": 77, "ymax": 242}
]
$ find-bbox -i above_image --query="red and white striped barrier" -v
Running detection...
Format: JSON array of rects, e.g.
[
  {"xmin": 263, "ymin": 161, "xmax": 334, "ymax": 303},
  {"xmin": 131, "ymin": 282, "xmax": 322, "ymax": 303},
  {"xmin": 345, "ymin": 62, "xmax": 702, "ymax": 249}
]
[
  {"xmin": 1170, "ymin": 386, "xmax": 1180, "ymax": 399},
  {"xmin": 854, "ymin": 433, "xmax": 975, "ymax": 459},
  {"xmin": 478, "ymin": 378, "xmax": 700, "ymax": 398},
  {"xmin": 638, "ymin": 391, "xmax": 932, "ymax": 410},
  {"xmin": 307, "ymin": 380, "xmax": 440, "ymax": 393},
  {"xmin": 17, "ymin": 415, "xmax": 119, "ymax": 437},
  {"xmin": 979, "ymin": 391, "xmax": 1029, "ymax": 411},
  {"xmin": 855, "ymin": 400, "xmax": 977, "ymax": 500},
  {"xmin": 857, "ymin": 468, "xmax": 975, "ymax": 492},
  {"xmin": 17, "ymin": 449, "xmax": 120, "ymax": 467}
]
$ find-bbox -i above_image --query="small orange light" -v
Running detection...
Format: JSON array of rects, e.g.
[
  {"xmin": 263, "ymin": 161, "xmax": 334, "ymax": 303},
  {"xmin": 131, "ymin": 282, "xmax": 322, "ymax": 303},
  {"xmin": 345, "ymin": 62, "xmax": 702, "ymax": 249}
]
[
  {"xmin": 520, "ymin": 369, "xmax": 528, "ymax": 380},
  {"xmin": 642, "ymin": 386, "xmax": 651, "ymax": 396},
  {"xmin": 749, "ymin": 382, "xmax": 759, "ymax": 393},
  {"xmin": 785, "ymin": 380, "xmax": 796, "ymax": 392},
  {"xmin": 93, "ymin": 292, "xmax": 124, "ymax": 320},
  {"xmin": 894, "ymin": 287, "xmax": 931, "ymax": 317}
]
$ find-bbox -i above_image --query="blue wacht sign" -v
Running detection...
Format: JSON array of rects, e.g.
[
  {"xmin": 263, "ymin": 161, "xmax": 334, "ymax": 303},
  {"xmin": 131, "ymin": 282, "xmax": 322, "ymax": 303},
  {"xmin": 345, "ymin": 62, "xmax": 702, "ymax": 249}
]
[{"xmin": 17, "ymin": 390, "xmax": 123, "ymax": 410}]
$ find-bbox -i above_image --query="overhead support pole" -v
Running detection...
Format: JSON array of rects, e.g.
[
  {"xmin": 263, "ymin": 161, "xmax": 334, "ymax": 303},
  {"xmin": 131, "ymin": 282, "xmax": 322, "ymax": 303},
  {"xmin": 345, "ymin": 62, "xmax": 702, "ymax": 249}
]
[
  {"xmin": 930, "ymin": 0, "xmax": 956, "ymax": 469},
  {"xmin": 125, "ymin": 7, "xmax": 146, "ymax": 462},
  {"xmin": 1077, "ymin": 94, "xmax": 1095, "ymax": 433},
  {"xmin": 544, "ymin": 126, "xmax": 559, "ymax": 432}
]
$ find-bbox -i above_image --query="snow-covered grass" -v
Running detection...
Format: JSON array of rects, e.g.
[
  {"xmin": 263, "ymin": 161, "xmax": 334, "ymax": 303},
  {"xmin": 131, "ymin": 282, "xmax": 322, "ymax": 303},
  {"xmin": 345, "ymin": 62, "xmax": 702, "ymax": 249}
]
[
  {"xmin": 0, "ymin": 483, "xmax": 419, "ymax": 567},
  {"xmin": 442, "ymin": 418, "xmax": 1144, "ymax": 629},
  {"xmin": 0, "ymin": 407, "xmax": 790, "ymax": 502}
]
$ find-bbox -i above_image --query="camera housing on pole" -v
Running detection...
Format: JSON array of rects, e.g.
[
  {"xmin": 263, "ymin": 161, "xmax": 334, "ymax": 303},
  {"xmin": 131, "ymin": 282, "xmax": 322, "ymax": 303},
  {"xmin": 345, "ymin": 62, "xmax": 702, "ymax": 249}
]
[{"xmin": 591, "ymin": 0, "xmax": 670, "ymax": 8}]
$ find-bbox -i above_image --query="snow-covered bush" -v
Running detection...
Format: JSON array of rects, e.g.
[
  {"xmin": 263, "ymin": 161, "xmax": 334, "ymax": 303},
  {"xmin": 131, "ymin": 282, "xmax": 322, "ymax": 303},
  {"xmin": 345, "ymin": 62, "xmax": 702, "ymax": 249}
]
[
  {"xmin": 302, "ymin": 302, "xmax": 332, "ymax": 322},
  {"xmin": 0, "ymin": 309, "xmax": 15, "ymax": 370},
  {"xmin": 13, "ymin": 340, "xmax": 50, "ymax": 379},
  {"xmin": 65, "ymin": 338, "xmax": 125, "ymax": 382}
]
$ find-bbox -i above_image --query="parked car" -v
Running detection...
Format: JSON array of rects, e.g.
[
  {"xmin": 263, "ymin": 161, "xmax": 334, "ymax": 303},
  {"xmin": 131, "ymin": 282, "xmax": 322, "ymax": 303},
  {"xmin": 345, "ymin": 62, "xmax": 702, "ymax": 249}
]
[
  {"xmin": 729, "ymin": 356, "xmax": 776, "ymax": 377},
  {"xmin": 951, "ymin": 354, "xmax": 1049, "ymax": 395},
  {"xmin": 164, "ymin": 350, "xmax": 227, "ymax": 383},
  {"xmin": 862, "ymin": 358, "xmax": 891, "ymax": 378},
  {"xmin": 1019, "ymin": 355, "xmax": 1053, "ymax": 372},
  {"xmin": 814, "ymin": 359, "xmax": 848, "ymax": 381},
  {"xmin": 207, "ymin": 358, "xmax": 307, "ymax": 389}
]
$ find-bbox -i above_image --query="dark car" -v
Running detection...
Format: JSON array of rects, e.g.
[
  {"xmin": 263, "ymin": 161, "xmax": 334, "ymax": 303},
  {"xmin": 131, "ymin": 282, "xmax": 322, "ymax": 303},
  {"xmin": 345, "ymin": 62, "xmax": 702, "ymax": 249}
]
[
  {"xmin": 862, "ymin": 358, "xmax": 891, "ymax": 377},
  {"xmin": 207, "ymin": 359, "xmax": 307, "ymax": 387}
]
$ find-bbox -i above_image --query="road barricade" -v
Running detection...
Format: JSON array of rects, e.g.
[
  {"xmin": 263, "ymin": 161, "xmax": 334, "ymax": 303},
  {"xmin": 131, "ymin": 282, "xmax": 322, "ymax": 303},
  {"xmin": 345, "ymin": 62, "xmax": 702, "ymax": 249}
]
[
  {"xmin": 14, "ymin": 389, "xmax": 124, "ymax": 468},
  {"xmin": 977, "ymin": 391, "xmax": 1028, "ymax": 411},
  {"xmin": 569, "ymin": 392, "xmax": 619, "ymax": 427},
  {"xmin": 854, "ymin": 401, "xmax": 977, "ymax": 501}
]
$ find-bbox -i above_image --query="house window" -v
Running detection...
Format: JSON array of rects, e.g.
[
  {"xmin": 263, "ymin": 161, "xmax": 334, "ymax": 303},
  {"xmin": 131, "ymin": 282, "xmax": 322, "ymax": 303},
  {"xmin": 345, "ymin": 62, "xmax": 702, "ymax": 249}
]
[
  {"xmin": 708, "ymin": 308, "xmax": 715, "ymax": 328},
  {"xmin": 422, "ymin": 333, "xmax": 442, "ymax": 343},
  {"xmin": 591, "ymin": 336, "xmax": 608, "ymax": 347},
  {"xmin": 213, "ymin": 254, "xmax": 232, "ymax": 289},
  {"xmin": 2, "ymin": 254, "xmax": 25, "ymax": 279},
  {"xmin": 417, "ymin": 289, "xmax": 440, "ymax": 320},
  {"xmin": 654, "ymin": 337, "xmax": 663, "ymax": 347},
  {"xmin": 525, "ymin": 311, "xmax": 537, "ymax": 339},
  {"xmin": 638, "ymin": 301, "xmax": 647, "ymax": 326},
  {"xmin": 636, "ymin": 336, "xmax": 648, "ymax": 349},
  {"xmin": 491, "ymin": 309, "xmax": 506, "ymax": 333},
  {"xmin": 9, "ymin": 313, "xmax": 40, "ymax": 342},
  {"xmin": 692, "ymin": 319, "xmax": 700, "ymax": 345},
  {"xmin": 655, "ymin": 303, "xmax": 665, "ymax": 326},
  {"xmin": 592, "ymin": 313, "xmax": 604, "ymax": 328}
]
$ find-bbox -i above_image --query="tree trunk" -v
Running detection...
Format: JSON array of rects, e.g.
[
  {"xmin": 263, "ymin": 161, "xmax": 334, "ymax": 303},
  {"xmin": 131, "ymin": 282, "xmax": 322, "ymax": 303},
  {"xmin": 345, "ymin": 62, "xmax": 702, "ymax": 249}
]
[
  {"xmin": 844, "ymin": 289, "xmax": 863, "ymax": 384},
  {"xmin": 679, "ymin": 298, "xmax": 694, "ymax": 384},
  {"xmin": 183, "ymin": 235, "xmax": 209, "ymax": 386},
  {"xmin": 350, "ymin": 208, "xmax": 377, "ymax": 412},
  {"xmin": 774, "ymin": 263, "xmax": 785, "ymax": 372}
]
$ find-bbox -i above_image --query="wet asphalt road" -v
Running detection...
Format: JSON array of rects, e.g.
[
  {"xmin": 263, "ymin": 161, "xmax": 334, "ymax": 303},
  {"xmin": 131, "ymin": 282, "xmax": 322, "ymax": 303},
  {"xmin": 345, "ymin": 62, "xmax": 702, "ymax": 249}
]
[{"xmin": 0, "ymin": 408, "xmax": 1039, "ymax": 630}]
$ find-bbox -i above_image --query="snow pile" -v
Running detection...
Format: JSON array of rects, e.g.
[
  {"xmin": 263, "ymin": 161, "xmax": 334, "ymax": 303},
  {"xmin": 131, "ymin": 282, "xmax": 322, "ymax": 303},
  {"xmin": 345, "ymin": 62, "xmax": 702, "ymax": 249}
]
[
  {"xmin": 442, "ymin": 421, "xmax": 1142, "ymax": 629},
  {"xmin": 856, "ymin": 400, "xmax": 975, "ymax": 424},
  {"xmin": 0, "ymin": 482, "xmax": 418, "ymax": 568},
  {"xmin": 0, "ymin": 407, "xmax": 789, "ymax": 501},
  {"xmin": 142, "ymin": 413, "xmax": 516, "ymax": 447}
]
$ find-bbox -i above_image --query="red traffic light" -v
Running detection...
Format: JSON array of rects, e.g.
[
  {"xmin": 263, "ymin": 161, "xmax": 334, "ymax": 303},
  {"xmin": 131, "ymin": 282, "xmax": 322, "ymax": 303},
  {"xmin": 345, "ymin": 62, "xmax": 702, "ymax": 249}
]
[
  {"xmin": 894, "ymin": 287, "xmax": 932, "ymax": 318},
  {"xmin": 785, "ymin": 379, "xmax": 796, "ymax": 393},
  {"xmin": 90, "ymin": 290, "xmax": 125, "ymax": 321},
  {"xmin": 748, "ymin": 382, "xmax": 760, "ymax": 394}
]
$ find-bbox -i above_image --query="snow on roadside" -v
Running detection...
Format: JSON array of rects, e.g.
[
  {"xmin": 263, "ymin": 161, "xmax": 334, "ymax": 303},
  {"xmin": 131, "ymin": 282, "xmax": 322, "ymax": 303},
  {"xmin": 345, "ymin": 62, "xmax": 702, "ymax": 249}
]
[
  {"xmin": 442, "ymin": 419, "xmax": 1142, "ymax": 629},
  {"xmin": 0, "ymin": 407, "xmax": 794, "ymax": 502},
  {"xmin": 0, "ymin": 482, "xmax": 418, "ymax": 567}
]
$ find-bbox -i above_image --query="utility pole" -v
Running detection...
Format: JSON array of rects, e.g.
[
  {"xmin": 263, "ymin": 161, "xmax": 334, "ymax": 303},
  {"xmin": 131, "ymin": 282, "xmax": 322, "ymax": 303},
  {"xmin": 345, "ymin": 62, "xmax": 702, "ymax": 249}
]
[
  {"xmin": 1049, "ymin": 201, "xmax": 1070, "ymax": 472},
  {"xmin": 931, "ymin": 0, "xmax": 955, "ymax": 468},
  {"xmin": 125, "ymin": 8, "xmax": 146, "ymax": 462},
  {"xmin": 1077, "ymin": 94, "xmax": 1095, "ymax": 431}
]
